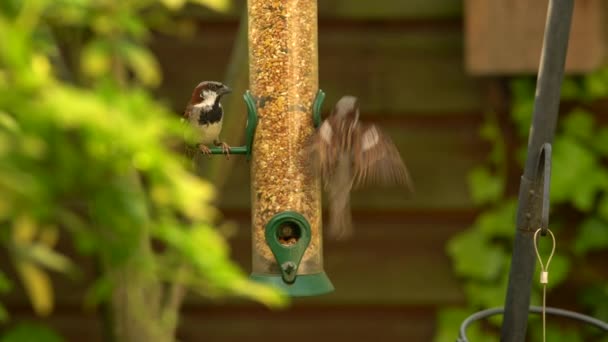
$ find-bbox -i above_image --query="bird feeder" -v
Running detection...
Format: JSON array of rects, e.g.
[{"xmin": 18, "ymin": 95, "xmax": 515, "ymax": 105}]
[{"xmin": 246, "ymin": 0, "xmax": 333, "ymax": 296}]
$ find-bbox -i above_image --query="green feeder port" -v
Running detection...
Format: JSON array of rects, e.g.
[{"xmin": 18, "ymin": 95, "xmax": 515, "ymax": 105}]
[{"xmin": 250, "ymin": 212, "xmax": 333, "ymax": 296}]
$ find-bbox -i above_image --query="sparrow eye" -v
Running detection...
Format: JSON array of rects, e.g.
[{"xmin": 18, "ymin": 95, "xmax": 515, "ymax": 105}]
[{"xmin": 199, "ymin": 92, "xmax": 205, "ymax": 98}]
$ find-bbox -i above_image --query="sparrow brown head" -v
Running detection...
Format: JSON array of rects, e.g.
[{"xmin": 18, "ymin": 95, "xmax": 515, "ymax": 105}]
[
  {"xmin": 308, "ymin": 95, "xmax": 413, "ymax": 239},
  {"xmin": 186, "ymin": 81, "xmax": 232, "ymax": 111}
]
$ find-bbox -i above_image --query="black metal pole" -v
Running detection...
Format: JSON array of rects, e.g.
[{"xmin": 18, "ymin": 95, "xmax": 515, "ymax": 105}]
[{"xmin": 500, "ymin": 1, "xmax": 574, "ymax": 341}]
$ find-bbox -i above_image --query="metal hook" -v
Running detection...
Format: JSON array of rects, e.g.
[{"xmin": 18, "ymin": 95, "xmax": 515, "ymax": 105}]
[{"xmin": 535, "ymin": 143, "xmax": 552, "ymax": 236}]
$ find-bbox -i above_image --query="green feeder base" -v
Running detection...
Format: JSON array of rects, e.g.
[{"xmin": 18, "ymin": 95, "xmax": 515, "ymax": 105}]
[{"xmin": 250, "ymin": 272, "xmax": 334, "ymax": 297}]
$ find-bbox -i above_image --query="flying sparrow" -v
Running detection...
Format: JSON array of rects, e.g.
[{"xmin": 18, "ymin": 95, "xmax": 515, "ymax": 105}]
[
  {"xmin": 308, "ymin": 96, "xmax": 413, "ymax": 240},
  {"xmin": 183, "ymin": 81, "xmax": 232, "ymax": 158}
]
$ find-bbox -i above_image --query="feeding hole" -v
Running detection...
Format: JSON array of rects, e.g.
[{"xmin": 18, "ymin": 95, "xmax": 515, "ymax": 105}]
[{"xmin": 277, "ymin": 222, "xmax": 301, "ymax": 246}]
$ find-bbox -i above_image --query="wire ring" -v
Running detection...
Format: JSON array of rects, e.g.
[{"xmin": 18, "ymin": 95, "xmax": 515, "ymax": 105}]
[{"xmin": 534, "ymin": 227, "xmax": 555, "ymax": 273}]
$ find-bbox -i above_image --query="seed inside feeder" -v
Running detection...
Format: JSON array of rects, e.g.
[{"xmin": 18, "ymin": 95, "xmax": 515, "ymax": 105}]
[{"xmin": 278, "ymin": 222, "xmax": 301, "ymax": 246}]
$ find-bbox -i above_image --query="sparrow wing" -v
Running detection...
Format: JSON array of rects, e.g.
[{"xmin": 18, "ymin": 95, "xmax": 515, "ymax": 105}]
[
  {"xmin": 353, "ymin": 123, "xmax": 413, "ymax": 190},
  {"xmin": 307, "ymin": 117, "xmax": 342, "ymax": 187},
  {"xmin": 326, "ymin": 155, "xmax": 354, "ymax": 240}
]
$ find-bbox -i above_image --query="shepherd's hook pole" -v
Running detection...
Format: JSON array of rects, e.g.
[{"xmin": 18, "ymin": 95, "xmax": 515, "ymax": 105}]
[{"xmin": 500, "ymin": 0, "xmax": 574, "ymax": 341}]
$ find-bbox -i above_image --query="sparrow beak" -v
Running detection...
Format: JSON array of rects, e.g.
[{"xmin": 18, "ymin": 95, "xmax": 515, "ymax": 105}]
[{"xmin": 220, "ymin": 85, "xmax": 232, "ymax": 96}]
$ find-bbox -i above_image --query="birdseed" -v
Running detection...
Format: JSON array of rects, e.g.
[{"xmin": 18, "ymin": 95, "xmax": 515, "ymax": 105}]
[{"xmin": 248, "ymin": 0, "xmax": 322, "ymax": 274}]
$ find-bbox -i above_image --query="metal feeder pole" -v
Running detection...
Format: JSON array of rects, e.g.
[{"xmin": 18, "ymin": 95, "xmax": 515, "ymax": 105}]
[{"xmin": 501, "ymin": 0, "xmax": 574, "ymax": 341}]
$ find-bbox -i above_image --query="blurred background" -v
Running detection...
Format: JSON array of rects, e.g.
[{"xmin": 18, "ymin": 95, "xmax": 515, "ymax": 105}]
[{"xmin": 1, "ymin": 0, "xmax": 607, "ymax": 341}]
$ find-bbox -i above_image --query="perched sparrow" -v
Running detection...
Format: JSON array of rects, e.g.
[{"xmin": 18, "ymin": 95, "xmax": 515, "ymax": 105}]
[
  {"xmin": 183, "ymin": 81, "xmax": 232, "ymax": 158},
  {"xmin": 308, "ymin": 96, "xmax": 413, "ymax": 240}
]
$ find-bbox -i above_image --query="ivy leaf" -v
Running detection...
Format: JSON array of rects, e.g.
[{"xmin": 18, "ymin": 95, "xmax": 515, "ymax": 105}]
[
  {"xmin": 475, "ymin": 200, "xmax": 517, "ymax": 239},
  {"xmin": 119, "ymin": 42, "xmax": 162, "ymax": 87},
  {"xmin": 560, "ymin": 77, "xmax": 581, "ymax": 100},
  {"xmin": 594, "ymin": 128, "xmax": 608, "ymax": 157},
  {"xmin": 551, "ymin": 136, "xmax": 603, "ymax": 210},
  {"xmin": 579, "ymin": 284, "xmax": 608, "ymax": 323},
  {"xmin": 597, "ymin": 194, "xmax": 608, "ymax": 221},
  {"xmin": 583, "ymin": 66, "xmax": 608, "ymax": 100},
  {"xmin": 573, "ymin": 218, "xmax": 608, "ymax": 256},
  {"xmin": 465, "ymin": 279, "xmax": 508, "ymax": 313},
  {"xmin": 447, "ymin": 229, "xmax": 505, "ymax": 281},
  {"xmin": 0, "ymin": 322, "xmax": 65, "ymax": 342},
  {"xmin": 562, "ymin": 108, "xmax": 595, "ymax": 142},
  {"xmin": 468, "ymin": 167, "xmax": 504, "ymax": 205}
]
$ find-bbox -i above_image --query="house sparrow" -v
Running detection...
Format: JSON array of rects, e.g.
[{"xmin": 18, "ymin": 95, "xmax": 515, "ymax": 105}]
[
  {"xmin": 183, "ymin": 81, "xmax": 232, "ymax": 158},
  {"xmin": 308, "ymin": 96, "xmax": 413, "ymax": 240}
]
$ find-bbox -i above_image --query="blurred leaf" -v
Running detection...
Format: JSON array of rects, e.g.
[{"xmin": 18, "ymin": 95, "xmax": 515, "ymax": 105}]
[
  {"xmin": 579, "ymin": 284, "xmax": 608, "ymax": 323},
  {"xmin": 0, "ymin": 111, "xmax": 19, "ymax": 133},
  {"xmin": 161, "ymin": 0, "xmax": 186, "ymax": 10},
  {"xmin": 475, "ymin": 200, "xmax": 517, "ymax": 239},
  {"xmin": 560, "ymin": 77, "xmax": 581, "ymax": 100},
  {"xmin": 189, "ymin": 0, "xmax": 232, "ymax": 12},
  {"xmin": 562, "ymin": 108, "xmax": 595, "ymax": 141},
  {"xmin": 464, "ymin": 277, "xmax": 508, "ymax": 312},
  {"xmin": 119, "ymin": 42, "xmax": 161, "ymax": 87},
  {"xmin": 22, "ymin": 244, "xmax": 76, "ymax": 274},
  {"xmin": 0, "ymin": 271, "xmax": 12, "ymax": 293},
  {"xmin": 468, "ymin": 167, "xmax": 504, "ymax": 205},
  {"xmin": 447, "ymin": 229, "xmax": 505, "ymax": 281},
  {"xmin": 80, "ymin": 40, "xmax": 111, "ymax": 79},
  {"xmin": 551, "ymin": 136, "xmax": 604, "ymax": 210},
  {"xmin": 84, "ymin": 276, "xmax": 113, "ymax": 308},
  {"xmin": 15, "ymin": 261, "xmax": 53, "ymax": 316},
  {"xmin": 583, "ymin": 66, "xmax": 608, "ymax": 99},
  {"xmin": 598, "ymin": 194, "xmax": 608, "ymax": 221},
  {"xmin": 0, "ymin": 322, "xmax": 65, "ymax": 342},
  {"xmin": 595, "ymin": 128, "xmax": 608, "ymax": 157},
  {"xmin": 573, "ymin": 217, "xmax": 608, "ymax": 256}
]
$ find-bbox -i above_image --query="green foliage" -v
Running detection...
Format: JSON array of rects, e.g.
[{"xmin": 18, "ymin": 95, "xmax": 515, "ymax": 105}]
[
  {"xmin": 0, "ymin": 0, "xmax": 285, "ymax": 339},
  {"xmin": 438, "ymin": 69, "xmax": 608, "ymax": 340},
  {"xmin": 0, "ymin": 322, "xmax": 65, "ymax": 342}
]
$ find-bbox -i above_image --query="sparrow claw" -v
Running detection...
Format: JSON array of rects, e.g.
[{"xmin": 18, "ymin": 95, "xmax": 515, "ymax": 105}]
[
  {"xmin": 218, "ymin": 142, "xmax": 231, "ymax": 160},
  {"xmin": 199, "ymin": 144, "xmax": 211, "ymax": 157}
]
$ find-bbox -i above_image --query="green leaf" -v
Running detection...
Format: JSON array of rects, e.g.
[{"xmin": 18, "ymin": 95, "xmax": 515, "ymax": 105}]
[
  {"xmin": 447, "ymin": 229, "xmax": 506, "ymax": 281},
  {"xmin": 475, "ymin": 200, "xmax": 517, "ymax": 239},
  {"xmin": 0, "ymin": 270, "xmax": 12, "ymax": 294},
  {"xmin": 119, "ymin": 42, "xmax": 161, "ymax": 87},
  {"xmin": 562, "ymin": 108, "xmax": 595, "ymax": 141},
  {"xmin": 0, "ymin": 322, "xmax": 65, "ymax": 342},
  {"xmin": 583, "ymin": 66, "xmax": 608, "ymax": 99},
  {"xmin": 550, "ymin": 136, "xmax": 602, "ymax": 210},
  {"xmin": 573, "ymin": 218, "xmax": 608, "ymax": 255},
  {"xmin": 560, "ymin": 77, "xmax": 581, "ymax": 100},
  {"xmin": 21, "ymin": 244, "xmax": 76, "ymax": 274},
  {"xmin": 189, "ymin": 0, "xmax": 232, "ymax": 12},
  {"xmin": 595, "ymin": 128, "xmax": 608, "ymax": 157},
  {"xmin": 468, "ymin": 167, "xmax": 504, "ymax": 205},
  {"xmin": 80, "ymin": 40, "xmax": 111, "ymax": 79}
]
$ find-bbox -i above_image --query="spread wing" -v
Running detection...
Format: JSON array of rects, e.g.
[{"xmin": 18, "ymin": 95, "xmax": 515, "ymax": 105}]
[
  {"xmin": 307, "ymin": 118, "xmax": 342, "ymax": 188},
  {"xmin": 352, "ymin": 123, "xmax": 413, "ymax": 190}
]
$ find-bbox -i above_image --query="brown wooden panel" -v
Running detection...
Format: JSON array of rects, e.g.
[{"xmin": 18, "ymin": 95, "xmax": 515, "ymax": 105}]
[
  {"xmin": 152, "ymin": 26, "xmax": 482, "ymax": 114},
  {"xmin": 177, "ymin": 306, "xmax": 437, "ymax": 342},
  {"xmin": 216, "ymin": 117, "xmax": 485, "ymax": 210},
  {"xmin": 465, "ymin": 0, "xmax": 604, "ymax": 74},
  {"xmin": 183, "ymin": 0, "xmax": 462, "ymax": 20}
]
